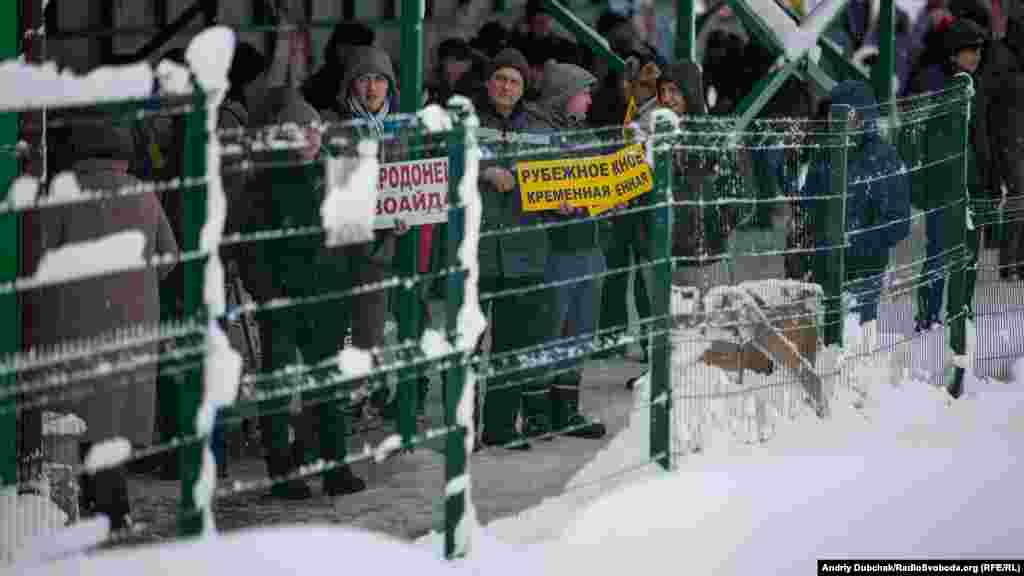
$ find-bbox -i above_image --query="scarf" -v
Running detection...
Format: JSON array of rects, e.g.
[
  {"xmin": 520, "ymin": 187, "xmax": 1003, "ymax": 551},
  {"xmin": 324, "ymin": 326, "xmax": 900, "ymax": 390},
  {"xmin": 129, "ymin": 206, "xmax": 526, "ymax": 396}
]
[{"xmin": 346, "ymin": 95, "xmax": 390, "ymax": 137}]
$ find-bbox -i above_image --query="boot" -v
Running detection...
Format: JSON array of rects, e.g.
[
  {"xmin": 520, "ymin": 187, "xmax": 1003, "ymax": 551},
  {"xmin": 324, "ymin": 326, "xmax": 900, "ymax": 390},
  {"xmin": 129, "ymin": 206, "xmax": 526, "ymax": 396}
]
[
  {"xmin": 625, "ymin": 371, "xmax": 647, "ymax": 391},
  {"xmin": 262, "ymin": 416, "xmax": 312, "ymax": 501},
  {"xmin": 521, "ymin": 387, "xmax": 553, "ymax": 440},
  {"xmin": 551, "ymin": 376, "xmax": 606, "ymax": 440},
  {"xmin": 478, "ymin": 432, "xmax": 531, "ymax": 451},
  {"xmin": 323, "ymin": 465, "xmax": 366, "ymax": 496},
  {"xmin": 80, "ymin": 442, "xmax": 131, "ymax": 531}
]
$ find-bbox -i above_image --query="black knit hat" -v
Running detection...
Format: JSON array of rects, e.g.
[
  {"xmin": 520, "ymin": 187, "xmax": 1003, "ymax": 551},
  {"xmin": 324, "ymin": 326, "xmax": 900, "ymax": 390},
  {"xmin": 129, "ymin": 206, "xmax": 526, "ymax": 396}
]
[
  {"xmin": 489, "ymin": 47, "xmax": 531, "ymax": 89},
  {"xmin": 944, "ymin": 17, "xmax": 987, "ymax": 55}
]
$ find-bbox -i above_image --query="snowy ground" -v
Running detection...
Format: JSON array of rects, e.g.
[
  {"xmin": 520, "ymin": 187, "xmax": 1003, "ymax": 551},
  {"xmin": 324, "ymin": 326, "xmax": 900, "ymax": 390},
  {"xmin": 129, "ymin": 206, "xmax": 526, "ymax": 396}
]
[
  {"xmin": 13, "ymin": 222, "xmax": 1023, "ymax": 573},
  {"xmin": 28, "ymin": 325, "xmax": 1020, "ymax": 575}
]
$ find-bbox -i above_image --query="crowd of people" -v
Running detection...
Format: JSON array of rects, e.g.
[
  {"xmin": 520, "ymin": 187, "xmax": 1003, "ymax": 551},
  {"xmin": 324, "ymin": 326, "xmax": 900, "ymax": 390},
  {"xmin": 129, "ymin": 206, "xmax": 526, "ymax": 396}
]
[{"xmin": 16, "ymin": 0, "xmax": 1023, "ymax": 535}]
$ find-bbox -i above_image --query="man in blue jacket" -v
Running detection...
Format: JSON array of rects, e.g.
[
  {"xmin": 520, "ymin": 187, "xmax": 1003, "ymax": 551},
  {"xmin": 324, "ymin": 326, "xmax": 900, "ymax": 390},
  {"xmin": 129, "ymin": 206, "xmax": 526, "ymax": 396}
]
[{"xmin": 802, "ymin": 81, "xmax": 912, "ymax": 327}]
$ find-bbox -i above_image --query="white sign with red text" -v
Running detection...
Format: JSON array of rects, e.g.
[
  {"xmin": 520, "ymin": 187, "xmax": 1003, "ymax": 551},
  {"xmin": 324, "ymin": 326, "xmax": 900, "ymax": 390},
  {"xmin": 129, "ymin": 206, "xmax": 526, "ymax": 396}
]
[{"xmin": 373, "ymin": 157, "xmax": 450, "ymax": 229}]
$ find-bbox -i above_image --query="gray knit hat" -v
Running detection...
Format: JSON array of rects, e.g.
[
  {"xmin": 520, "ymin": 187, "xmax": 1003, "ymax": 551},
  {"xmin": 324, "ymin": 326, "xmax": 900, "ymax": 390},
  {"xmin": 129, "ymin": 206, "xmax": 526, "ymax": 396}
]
[{"xmin": 538, "ymin": 60, "xmax": 597, "ymax": 114}]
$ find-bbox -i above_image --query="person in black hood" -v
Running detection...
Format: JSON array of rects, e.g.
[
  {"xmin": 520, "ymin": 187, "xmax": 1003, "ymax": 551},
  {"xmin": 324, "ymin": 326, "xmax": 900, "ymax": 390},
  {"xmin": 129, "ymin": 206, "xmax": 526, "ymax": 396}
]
[
  {"xmin": 658, "ymin": 60, "xmax": 737, "ymax": 292},
  {"xmin": 426, "ymin": 38, "xmax": 489, "ymax": 107},
  {"xmin": 910, "ymin": 18, "xmax": 986, "ymax": 337},
  {"xmin": 301, "ymin": 21, "xmax": 377, "ymax": 114}
]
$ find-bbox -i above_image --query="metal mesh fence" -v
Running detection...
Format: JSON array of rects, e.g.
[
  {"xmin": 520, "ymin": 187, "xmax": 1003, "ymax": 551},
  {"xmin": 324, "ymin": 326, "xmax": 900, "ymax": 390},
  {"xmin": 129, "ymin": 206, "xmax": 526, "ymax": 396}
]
[
  {"xmin": 2, "ymin": 53, "xmax": 1019, "ymax": 565},
  {"xmin": 1, "ymin": 70, "xmax": 476, "ymax": 560}
]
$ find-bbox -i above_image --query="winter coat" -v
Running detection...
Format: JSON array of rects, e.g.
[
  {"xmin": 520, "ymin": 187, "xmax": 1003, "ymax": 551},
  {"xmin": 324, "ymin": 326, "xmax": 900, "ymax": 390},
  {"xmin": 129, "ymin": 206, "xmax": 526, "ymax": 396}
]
[
  {"xmin": 425, "ymin": 47, "xmax": 489, "ymax": 109},
  {"xmin": 908, "ymin": 61, "xmax": 984, "ymax": 209},
  {"xmin": 664, "ymin": 60, "xmax": 737, "ymax": 266},
  {"xmin": 802, "ymin": 81, "xmax": 911, "ymax": 279},
  {"xmin": 474, "ymin": 90, "xmax": 552, "ymax": 280},
  {"xmin": 533, "ymin": 61, "xmax": 608, "ymax": 254},
  {"xmin": 26, "ymin": 158, "xmax": 179, "ymax": 446},
  {"xmin": 977, "ymin": 4, "xmax": 1024, "ymax": 191}
]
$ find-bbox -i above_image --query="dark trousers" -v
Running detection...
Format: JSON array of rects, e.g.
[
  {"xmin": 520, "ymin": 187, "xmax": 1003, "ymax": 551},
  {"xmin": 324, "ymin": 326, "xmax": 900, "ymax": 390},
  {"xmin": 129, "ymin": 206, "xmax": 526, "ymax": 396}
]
[
  {"xmin": 918, "ymin": 207, "xmax": 979, "ymax": 326},
  {"xmin": 599, "ymin": 233, "xmax": 650, "ymax": 352},
  {"xmin": 479, "ymin": 275, "xmax": 557, "ymax": 443},
  {"xmin": 257, "ymin": 299, "xmax": 351, "ymax": 482}
]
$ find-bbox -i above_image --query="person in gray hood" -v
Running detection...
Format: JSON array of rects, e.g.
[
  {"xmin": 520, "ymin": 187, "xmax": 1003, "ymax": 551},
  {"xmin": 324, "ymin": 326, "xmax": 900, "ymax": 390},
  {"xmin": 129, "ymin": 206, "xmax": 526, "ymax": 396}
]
[
  {"xmin": 320, "ymin": 45, "xmax": 410, "ymax": 419},
  {"xmin": 529, "ymin": 60, "xmax": 608, "ymax": 440}
]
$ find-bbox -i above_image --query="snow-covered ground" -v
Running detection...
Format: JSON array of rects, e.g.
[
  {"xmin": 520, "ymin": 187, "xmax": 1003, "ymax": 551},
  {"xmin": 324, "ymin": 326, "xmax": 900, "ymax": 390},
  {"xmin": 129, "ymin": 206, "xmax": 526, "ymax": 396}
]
[{"xmin": 20, "ymin": 314, "xmax": 1022, "ymax": 575}]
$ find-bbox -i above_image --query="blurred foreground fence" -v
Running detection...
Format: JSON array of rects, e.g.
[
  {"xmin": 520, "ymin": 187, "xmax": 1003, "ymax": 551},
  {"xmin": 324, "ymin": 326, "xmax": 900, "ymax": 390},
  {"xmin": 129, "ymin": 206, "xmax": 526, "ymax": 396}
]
[{"xmin": 2, "ymin": 40, "xmax": 1021, "ymax": 567}]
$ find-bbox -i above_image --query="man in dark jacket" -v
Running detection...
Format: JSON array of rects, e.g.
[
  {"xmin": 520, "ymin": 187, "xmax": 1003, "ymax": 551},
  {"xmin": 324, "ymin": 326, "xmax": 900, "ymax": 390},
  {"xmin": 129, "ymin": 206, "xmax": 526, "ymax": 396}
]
[
  {"xmin": 243, "ymin": 89, "xmax": 366, "ymax": 500},
  {"xmin": 975, "ymin": 2, "xmax": 1024, "ymax": 276},
  {"xmin": 803, "ymin": 81, "xmax": 911, "ymax": 327},
  {"xmin": 910, "ymin": 19, "xmax": 986, "ymax": 331},
  {"xmin": 301, "ymin": 21, "xmax": 378, "ymax": 113},
  {"xmin": 472, "ymin": 48, "xmax": 554, "ymax": 450}
]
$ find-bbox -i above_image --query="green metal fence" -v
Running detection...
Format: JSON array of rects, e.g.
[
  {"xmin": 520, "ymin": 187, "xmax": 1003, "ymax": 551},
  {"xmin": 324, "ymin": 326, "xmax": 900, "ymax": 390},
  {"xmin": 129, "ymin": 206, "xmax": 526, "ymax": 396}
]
[{"xmin": 4, "ymin": 39, "xmax": 1021, "ymax": 566}]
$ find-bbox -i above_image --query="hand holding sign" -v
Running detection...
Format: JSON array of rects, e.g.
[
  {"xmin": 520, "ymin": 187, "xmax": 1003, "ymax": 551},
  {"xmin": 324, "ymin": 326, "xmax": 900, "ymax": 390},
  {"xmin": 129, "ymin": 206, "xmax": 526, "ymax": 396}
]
[{"xmin": 485, "ymin": 166, "xmax": 517, "ymax": 193}]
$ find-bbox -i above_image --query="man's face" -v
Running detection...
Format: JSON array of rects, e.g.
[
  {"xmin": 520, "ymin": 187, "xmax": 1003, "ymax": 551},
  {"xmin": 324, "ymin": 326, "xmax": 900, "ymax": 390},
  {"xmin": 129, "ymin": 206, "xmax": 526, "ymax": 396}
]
[
  {"xmin": 954, "ymin": 46, "xmax": 982, "ymax": 73},
  {"xmin": 565, "ymin": 89, "xmax": 593, "ymax": 119},
  {"xmin": 353, "ymin": 73, "xmax": 390, "ymax": 113},
  {"xmin": 487, "ymin": 67, "xmax": 525, "ymax": 110},
  {"xmin": 658, "ymin": 81, "xmax": 687, "ymax": 115},
  {"xmin": 443, "ymin": 58, "xmax": 472, "ymax": 87}
]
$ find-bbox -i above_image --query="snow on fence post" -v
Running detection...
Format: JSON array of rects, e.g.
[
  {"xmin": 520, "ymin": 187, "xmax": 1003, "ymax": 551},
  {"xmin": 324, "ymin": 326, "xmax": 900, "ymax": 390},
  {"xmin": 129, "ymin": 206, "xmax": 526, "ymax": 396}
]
[
  {"xmin": 649, "ymin": 116, "xmax": 674, "ymax": 471},
  {"xmin": 0, "ymin": 0, "xmax": 17, "ymax": 557},
  {"xmin": 946, "ymin": 73, "xmax": 975, "ymax": 396},
  {"xmin": 822, "ymin": 103, "xmax": 851, "ymax": 347},
  {"xmin": 443, "ymin": 111, "xmax": 468, "ymax": 560},
  {"xmin": 177, "ymin": 83, "xmax": 208, "ymax": 538}
]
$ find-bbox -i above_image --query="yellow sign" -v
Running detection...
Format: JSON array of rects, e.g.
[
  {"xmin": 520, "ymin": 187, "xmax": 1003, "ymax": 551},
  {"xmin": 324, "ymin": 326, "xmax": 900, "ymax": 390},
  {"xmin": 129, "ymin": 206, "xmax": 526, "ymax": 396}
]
[{"xmin": 517, "ymin": 144, "xmax": 653, "ymax": 215}]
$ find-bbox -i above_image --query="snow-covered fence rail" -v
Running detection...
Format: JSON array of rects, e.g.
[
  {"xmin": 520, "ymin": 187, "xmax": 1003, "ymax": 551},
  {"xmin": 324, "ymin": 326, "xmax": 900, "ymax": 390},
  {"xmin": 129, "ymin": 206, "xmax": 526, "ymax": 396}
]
[
  {"xmin": 665, "ymin": 74, "xmax": 1015, "ymax": 455},
  {"xmin": 0, "ymin": 27, "xmax": 482, "ymax": 563},
  {"xmin": 2, "ymin": 41, "xmax": 1015, "ymax": 567}
]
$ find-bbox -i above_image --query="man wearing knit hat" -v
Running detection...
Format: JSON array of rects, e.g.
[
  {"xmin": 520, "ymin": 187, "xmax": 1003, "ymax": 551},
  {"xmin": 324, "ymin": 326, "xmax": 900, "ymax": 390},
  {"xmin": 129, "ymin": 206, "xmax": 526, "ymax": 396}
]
[
  {"xmin": 241, "ymin": 87, "xmax": 367, "ymax": 499},
  {"xmin": 472, "ymin": 47, "xmax": 554, "ymax": 451}
]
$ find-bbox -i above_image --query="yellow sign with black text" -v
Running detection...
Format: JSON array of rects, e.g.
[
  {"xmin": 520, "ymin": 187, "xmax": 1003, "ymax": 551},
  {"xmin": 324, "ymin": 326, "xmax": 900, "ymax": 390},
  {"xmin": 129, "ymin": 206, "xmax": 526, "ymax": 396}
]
[{"xmin": 517, "ymin": 143, "xmax": 653, "ymax": 215}]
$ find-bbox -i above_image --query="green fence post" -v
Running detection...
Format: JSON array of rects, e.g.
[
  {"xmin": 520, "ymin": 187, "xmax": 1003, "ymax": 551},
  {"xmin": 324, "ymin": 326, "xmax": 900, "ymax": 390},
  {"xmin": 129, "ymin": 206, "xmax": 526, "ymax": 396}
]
[
  {"xmin": 946, "ymin": 74, "xmax": 973, "ymax": 394},
  {"xmin": 822, "ymin": 103, "xmax": 850, "ymax": 347},
  {"xmin": 178, "ymin": 87, "xmax": 208, "ymax": 538},
  {"xmin": 0, "ymin": 0, "xmax": 18, "ymax": 501},
  {"xmin": 397, "ymin": 0, "xmax": 425, "ymax": 444},
  {"xmin": 872, "ymin": 0, "xmax": 895, "ymax": 103},
  {"xmin": 649, "ymin": 118, "xmax": 673, "ymax": 471},
  {"xmin": 676, "ymin": 0, "xmax": 696, "ymax": 62},
  {"xmin": 443, "ymin": 115, "xmax": 468, "ymax": 559}
]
